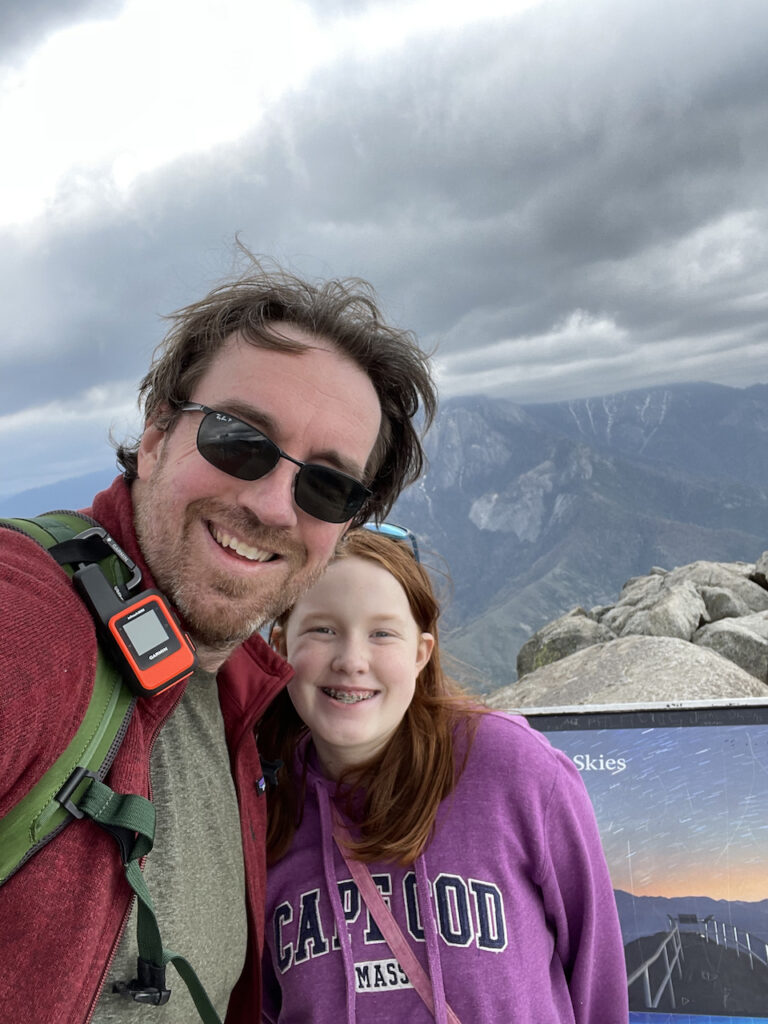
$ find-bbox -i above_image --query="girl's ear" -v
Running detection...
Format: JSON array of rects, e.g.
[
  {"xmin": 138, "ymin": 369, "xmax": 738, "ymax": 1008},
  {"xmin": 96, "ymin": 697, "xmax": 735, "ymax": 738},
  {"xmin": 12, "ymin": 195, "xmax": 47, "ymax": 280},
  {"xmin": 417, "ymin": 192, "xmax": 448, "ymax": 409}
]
[
  {"xmin": 416, "ymin": 632, "xmax": 434, "ymax": 674},
  {"xmin": 270, "ymin": 623, "xmax": 287, "ymax": 657}
]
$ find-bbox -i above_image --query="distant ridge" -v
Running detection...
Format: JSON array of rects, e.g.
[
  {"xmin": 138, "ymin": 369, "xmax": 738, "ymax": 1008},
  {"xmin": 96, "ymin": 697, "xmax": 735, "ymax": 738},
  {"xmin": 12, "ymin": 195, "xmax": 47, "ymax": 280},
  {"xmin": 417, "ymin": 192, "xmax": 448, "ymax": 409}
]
[
  {"xmin": 0, "ymin": 467, "xmax": 118, "ymax": 518},
  {"xmin": 391, "ymin": 380, "xmax": 768, "ymax": 691},
  {"xmin": 524, "ymin": 381, "xmax": 768, "ymax": 483}
]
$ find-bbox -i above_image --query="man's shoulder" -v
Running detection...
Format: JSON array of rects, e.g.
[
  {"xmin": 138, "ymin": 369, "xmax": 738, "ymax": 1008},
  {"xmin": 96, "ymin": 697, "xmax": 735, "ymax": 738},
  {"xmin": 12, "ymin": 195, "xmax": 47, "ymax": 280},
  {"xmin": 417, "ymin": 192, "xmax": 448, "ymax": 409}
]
[
  {"xmin": 0, "ymin": 520, "xmax": 100, "ymax": 813},
  {"xmin": 0, "ymin": 521, "xmax": 77, "ymax": 602},
  {"xmin": 0, "ymin": 512, "xmax": 107, "ymax": 625}
]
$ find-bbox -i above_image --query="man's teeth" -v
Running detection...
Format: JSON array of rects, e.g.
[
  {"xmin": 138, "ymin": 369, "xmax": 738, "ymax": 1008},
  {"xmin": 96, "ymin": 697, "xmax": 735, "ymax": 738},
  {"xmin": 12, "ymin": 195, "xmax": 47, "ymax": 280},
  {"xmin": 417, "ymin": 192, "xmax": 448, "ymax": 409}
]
[
  {"xmin": 211, "ymin": 526, "xmax": 274, "ymax": 562},
  {"xmin": 322, "ymin": 688, "xmax": 376, "ymax": 704}
]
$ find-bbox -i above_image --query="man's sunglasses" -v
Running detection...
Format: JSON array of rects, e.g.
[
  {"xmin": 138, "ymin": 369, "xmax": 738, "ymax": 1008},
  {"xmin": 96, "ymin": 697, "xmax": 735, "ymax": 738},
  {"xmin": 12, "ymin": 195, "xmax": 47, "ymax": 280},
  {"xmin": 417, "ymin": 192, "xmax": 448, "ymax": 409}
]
[
  {"xmin": 176, "ymin": 402, "xmax": 371, "ymax": 524},
  {"xmin": 362, "ymin": 521, "xmax": 420, "ymax": 563}
]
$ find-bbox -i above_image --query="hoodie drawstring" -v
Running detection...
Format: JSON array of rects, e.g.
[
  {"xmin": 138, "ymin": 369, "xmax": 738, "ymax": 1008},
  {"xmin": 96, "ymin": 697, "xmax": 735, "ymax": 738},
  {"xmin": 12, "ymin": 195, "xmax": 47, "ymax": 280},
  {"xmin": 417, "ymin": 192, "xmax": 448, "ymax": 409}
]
[
  {"xmin": 416, "ymin": 851, "xmax": 449, "ymax": 1024},
  {"xmin": 316, "ymin": 783, "xmax": 357, "ymax": 1024}
]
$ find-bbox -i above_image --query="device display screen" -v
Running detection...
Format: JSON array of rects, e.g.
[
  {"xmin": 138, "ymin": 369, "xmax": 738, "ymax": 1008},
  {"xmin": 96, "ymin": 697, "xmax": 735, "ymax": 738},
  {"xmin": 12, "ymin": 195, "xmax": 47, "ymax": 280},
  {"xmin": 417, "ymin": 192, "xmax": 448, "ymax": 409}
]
[{"xmin": 122, "ymin": 607, "xmax": 170, "ymax": 655}]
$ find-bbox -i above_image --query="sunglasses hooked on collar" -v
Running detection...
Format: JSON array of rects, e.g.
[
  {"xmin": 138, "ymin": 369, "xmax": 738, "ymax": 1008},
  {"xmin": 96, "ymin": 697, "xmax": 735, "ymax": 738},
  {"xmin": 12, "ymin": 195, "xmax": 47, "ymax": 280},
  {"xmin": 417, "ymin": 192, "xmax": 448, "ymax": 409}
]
[{"xmin": 175, "ymin": 402, "xmax": 372, "ymax": 524}]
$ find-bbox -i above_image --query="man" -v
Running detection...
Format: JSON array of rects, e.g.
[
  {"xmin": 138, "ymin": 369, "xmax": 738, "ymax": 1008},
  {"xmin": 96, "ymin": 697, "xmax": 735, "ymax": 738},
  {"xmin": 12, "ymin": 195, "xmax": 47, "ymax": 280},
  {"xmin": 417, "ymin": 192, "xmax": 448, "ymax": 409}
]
[{"xmin": 0, "ymin": 263, "xmax": 436, "ymax": 1022}]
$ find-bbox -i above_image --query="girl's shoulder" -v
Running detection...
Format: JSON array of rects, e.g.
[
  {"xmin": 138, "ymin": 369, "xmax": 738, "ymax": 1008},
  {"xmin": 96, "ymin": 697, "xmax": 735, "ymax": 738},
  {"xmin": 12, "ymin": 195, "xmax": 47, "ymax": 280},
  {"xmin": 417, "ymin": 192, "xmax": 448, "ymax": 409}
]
[
  {"xmin": 442, "ymin": 710, "xmax": 585, "ymax": 836},
  {"xmin": 471, "ymin": 707, "xmax": 556, "ymax": 746},
  {"xmin": 462, "ymin": 709, "xmax": 572, "ymax": 780}
]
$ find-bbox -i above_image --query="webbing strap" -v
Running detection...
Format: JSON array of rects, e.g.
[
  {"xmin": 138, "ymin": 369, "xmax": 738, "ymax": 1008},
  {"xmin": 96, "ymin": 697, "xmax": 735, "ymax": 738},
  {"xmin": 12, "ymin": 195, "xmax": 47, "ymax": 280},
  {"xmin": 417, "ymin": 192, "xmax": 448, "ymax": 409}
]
[
  {"xmin": 81, "ymin": 779, "xmax": 223, "ymax": 1024},
  {"xmin": 331, "ymin": 808, "xmax": 462, "ymax": 1024}
]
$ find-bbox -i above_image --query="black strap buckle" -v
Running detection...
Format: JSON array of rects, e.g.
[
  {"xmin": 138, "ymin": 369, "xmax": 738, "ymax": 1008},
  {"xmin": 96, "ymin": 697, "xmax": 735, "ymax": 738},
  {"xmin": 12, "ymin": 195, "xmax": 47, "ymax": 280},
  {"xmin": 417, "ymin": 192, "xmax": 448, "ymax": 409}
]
[
  {"xmin": 55, "ymin": 766, "xmax": 98, "ymax": 819},
  {"xmin": 56, "ymin": 768, "xmax": 137, "ymax": 864},
  {"xmin": 114, "ymin": 957, "xmax": 171, "ymax": 1006}
]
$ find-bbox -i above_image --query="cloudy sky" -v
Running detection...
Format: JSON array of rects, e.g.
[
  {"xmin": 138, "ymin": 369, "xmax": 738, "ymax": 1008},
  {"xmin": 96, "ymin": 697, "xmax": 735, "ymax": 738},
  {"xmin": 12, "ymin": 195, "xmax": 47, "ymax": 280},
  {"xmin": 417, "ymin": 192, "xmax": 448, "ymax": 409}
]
[{"xmin": 2, "ymin": 0, "xmax": 767, "ymax": 498}]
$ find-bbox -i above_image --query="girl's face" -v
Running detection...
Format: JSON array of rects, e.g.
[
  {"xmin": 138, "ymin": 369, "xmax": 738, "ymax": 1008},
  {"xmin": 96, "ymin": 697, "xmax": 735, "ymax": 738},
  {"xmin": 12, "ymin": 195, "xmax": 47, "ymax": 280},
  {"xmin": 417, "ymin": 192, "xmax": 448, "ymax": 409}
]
[{"xmin": 281, "ymin": 555, "xmax": 434, "ymax": 779}]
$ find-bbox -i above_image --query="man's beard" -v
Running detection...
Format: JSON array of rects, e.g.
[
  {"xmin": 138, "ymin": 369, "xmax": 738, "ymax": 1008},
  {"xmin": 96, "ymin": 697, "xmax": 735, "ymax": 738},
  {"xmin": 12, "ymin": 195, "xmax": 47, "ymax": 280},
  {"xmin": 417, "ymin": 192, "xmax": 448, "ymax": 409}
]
[
  {"xmin": 134, "ymin": 481, "xmax": 322, "ymax": 656},
  {"xmin": 168, "ymin": 540, "xmax": 324, "ymax": 652}
]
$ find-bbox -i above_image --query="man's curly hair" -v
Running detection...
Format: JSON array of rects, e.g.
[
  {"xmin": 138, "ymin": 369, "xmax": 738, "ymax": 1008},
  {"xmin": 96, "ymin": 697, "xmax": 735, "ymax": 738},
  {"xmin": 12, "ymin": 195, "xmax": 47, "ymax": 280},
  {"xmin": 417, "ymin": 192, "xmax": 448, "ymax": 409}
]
[{"xmin": 116, "ymin": 254, "xmax": 436, "ymax": 526}]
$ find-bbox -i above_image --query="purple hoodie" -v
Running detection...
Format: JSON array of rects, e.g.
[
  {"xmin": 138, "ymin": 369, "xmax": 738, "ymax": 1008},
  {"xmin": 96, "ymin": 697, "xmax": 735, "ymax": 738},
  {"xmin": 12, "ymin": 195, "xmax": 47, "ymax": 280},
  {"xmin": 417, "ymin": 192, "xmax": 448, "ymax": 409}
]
[{"xmin": 263, "ymin": 712, "xmax": 628, "ymax": 1023}]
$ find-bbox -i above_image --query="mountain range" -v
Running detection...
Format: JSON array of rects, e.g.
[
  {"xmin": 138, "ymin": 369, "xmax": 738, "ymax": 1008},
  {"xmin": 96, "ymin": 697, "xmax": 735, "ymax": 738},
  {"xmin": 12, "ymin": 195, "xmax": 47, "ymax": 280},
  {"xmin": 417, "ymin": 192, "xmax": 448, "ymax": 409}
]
[
  {"xmin": 390, "ymin": 381, "xmax": 768, "ymax": 691},
  {"xmin": 0, "ymin": 467, "xmax": 118, "ymax": 519},
  {"xmin": 4, "ymin": 381, "xmax": 768, "ymax": 693}
]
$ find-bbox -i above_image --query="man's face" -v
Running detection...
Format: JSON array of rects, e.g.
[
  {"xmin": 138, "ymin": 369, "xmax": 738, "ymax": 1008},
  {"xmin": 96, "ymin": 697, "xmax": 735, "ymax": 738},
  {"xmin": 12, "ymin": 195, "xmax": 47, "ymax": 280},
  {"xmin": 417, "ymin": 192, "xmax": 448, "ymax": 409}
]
[{"xmin": 132, "ymin": 327, "xmax": 382, "ymax": 664}]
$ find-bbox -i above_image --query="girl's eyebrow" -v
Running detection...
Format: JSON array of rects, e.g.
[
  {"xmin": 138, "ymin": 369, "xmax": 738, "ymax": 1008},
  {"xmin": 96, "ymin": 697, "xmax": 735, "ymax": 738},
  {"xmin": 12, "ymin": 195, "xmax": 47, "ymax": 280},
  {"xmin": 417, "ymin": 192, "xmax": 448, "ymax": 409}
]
[
  {"xmin": 297, "ymin": 609, "xmax": 408, "ymax": 627},
  {"xmin": 291, "ymin": 607, "xmax": 331, "ymax": 622},
  {"xmin": 365, "ymin": 615, "xmax": 411, "ymax": 632}
]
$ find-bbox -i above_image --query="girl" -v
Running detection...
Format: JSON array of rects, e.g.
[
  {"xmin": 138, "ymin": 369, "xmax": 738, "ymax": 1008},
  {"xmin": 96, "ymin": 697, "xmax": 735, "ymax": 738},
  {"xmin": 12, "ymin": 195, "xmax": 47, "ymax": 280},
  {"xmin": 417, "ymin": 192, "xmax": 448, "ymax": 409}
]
[{"xmin": 258, "ymin": 529, "xmax": 627, "ymax": 1023}]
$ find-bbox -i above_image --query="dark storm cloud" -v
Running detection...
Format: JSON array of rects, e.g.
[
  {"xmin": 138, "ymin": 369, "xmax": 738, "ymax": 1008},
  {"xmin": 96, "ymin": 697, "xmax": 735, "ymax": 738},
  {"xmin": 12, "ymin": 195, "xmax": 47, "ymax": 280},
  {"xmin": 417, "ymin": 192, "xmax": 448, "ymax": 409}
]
[
  {"xmin": 2, "ymin": 0, "xmax": 768, "ymax": 493},
  {"xmin": 215, "ymin": 0, "xmax": 768, "ymax": 364}
]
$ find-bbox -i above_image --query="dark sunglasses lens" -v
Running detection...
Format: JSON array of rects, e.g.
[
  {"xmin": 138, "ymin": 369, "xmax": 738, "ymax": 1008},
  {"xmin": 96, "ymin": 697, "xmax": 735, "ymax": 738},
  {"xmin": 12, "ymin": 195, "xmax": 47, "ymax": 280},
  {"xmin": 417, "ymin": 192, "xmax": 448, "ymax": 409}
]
[
  {"xmin": 196, "ymin": 413, "xmax": 278, "ymax": 481},
  {"xmin": 295, "ymin": 465, "xmax": 369, "ymax": 524}
]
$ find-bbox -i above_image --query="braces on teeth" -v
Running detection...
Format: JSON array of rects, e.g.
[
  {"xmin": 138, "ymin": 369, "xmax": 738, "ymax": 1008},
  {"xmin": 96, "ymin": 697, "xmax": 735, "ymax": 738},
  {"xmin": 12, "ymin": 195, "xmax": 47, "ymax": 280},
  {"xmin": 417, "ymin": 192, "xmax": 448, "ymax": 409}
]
[{"xmin": 323, "ymin": 688, "xmax": 376, "ymax": 704}]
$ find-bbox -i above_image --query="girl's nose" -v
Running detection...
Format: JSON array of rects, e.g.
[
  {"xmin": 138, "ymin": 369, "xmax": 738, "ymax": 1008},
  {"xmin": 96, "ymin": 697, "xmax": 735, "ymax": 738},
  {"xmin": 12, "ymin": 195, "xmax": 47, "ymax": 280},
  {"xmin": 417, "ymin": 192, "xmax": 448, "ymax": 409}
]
[{"xmin": 331, "ymin": 637, "xmax": 369, "ymax": 675}]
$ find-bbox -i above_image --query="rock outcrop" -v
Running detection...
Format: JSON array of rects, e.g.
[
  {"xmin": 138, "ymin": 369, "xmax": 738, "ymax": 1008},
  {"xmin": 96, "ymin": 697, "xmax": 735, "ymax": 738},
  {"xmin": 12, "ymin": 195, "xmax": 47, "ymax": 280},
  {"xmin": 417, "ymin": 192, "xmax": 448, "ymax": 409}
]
[
  {"xmin": 486, "ymin": 635, "xmax": 768, "ymax": 708},
  {"xmin": 489, "ymin": 552, "xmax": 768, "ymax": 708}
]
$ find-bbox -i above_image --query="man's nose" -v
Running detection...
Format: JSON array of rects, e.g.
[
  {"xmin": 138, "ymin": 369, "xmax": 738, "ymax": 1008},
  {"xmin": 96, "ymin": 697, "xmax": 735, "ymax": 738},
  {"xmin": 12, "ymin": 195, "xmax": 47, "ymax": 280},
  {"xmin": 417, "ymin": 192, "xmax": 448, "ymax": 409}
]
[{"xmin": 234, "ymin": 459, "xmax": 299, "ymax": 528}]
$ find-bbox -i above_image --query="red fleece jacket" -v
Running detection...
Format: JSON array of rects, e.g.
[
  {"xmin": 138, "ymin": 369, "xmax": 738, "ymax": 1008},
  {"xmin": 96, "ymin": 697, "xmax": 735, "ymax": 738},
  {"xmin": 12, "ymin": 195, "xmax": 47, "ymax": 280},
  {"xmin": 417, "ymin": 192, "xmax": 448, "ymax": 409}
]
[{"xmin": 0, "ymin": 477, "xmax": 292, "ymax": 1023}]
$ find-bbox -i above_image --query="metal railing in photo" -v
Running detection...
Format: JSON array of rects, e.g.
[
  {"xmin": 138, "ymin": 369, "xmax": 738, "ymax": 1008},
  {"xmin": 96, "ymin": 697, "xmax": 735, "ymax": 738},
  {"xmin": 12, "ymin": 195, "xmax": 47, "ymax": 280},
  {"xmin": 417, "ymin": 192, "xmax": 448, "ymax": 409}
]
[
  {"xmin": 700, "ymin": 915, "xmax": 768, "ymax": 971},
  {"xmin": 626, "ymin": 923, "xmax": 684, "ymax": 1010},
  {"xmin": 628, "ymin": 911, "xmax": 768, "ymax": 1011}
]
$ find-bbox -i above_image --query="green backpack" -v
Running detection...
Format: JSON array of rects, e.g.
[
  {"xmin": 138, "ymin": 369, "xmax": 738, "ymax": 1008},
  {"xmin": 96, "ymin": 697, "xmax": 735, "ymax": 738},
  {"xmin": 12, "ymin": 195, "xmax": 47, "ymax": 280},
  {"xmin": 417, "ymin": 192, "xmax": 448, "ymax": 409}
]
[{"xmin": 0, "ymin": 511, "xmax": 222, "ymax": 1024}]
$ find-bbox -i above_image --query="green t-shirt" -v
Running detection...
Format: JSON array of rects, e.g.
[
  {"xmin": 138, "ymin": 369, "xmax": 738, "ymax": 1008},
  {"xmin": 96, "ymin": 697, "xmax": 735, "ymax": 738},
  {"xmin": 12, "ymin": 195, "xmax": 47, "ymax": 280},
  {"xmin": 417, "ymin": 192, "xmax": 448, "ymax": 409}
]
[{"xmin": 92, "ymin": 669, "xmax": 248, "ymax": 1022}]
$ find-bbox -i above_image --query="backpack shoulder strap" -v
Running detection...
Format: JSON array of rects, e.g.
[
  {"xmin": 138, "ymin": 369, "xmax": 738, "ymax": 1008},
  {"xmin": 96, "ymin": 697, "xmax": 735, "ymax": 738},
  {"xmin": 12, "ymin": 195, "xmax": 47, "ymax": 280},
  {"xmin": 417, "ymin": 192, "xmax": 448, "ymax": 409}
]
[
  {"xmin": 0, "ymin": 511, "xmax": 136, "ymax": 885},
  {"xmin": 0, "ymin": 513, "xmax": 223, "ymax": 1023}
]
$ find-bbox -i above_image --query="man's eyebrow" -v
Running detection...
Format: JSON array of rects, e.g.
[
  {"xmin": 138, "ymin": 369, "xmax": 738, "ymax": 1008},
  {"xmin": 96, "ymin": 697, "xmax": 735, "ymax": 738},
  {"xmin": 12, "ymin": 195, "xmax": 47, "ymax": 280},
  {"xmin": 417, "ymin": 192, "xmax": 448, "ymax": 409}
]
[
  {"xmin": 218, "ymin": 399, "xmax": 367, "ymax": 479},
  {"xmin": 220, "ymin": 400, "xmax": 278, "ymax": 437}
]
